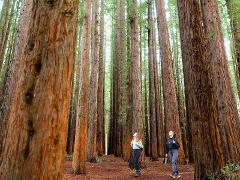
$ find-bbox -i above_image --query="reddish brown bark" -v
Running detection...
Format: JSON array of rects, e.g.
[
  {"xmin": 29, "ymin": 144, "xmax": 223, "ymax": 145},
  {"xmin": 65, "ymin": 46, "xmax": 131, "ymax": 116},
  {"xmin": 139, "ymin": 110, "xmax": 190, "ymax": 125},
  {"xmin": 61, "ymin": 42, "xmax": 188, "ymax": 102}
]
[
  {"xmin": 122, "ymin": 9, "xmax": 132, "ymax": 161},
  {"xmin": 112, "ymin": 0, "xmax": 125, "ymax": 157},
  {"xmin": 147, "ymin": 0, "xmax": 158, "ymax": 161},
  {"xmin": 129, "ymin": 0, "xmax": 143, "ymax": 136},
  {"xmin": 0, "ymin": 0, "xmax": 79, "ymax": 178},
  {"xmin": 178, "ymin": 0, "xmax": 240, "ymax": 178},
  {"xmin": 156, "ymin": 0, "xmax": 185, "ymax": 163},
  {"xmin": 72, "ymin": 0, "xmax": 91, "ymax": 174},
  {"xmin": 66, "ymin": 21, "xmax": 84, "ymax": 155},
  {"xmin": 200, "ymin": 0, "xmax": 240, "ymax": 163},
  {"xmin": 97, "ymin": 0, "xmax": 105, "ymax": 157},
  {"xmin": 88, "ymin": 0, "xmax": 99, "ymax": 162},
  {"xmin": 0, "ymin": 0, "xmax": 33, "ymax": 157}
]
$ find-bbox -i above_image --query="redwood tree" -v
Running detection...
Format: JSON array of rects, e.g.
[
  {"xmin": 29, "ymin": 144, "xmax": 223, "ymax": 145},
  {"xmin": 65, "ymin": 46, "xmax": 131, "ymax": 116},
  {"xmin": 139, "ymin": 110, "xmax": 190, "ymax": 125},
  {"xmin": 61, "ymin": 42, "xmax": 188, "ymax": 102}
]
[
  {"xmin": 147, "ymin": 0, "xmax": 158, "ymax": 161},
  {"xmin": 87, "ymin": 0, "xmax": 99, "ymax": 162},
  {"xmin": 156, "ymin": 0, "xmax": 185, "ymax": 162},
  {"xmin": 178, "ymin": 0, "xmax": 240, "ymax": 178},
  {"xmin": 129, "ymin": 0, "xmax": 143, "ymax": 136},
  {"xmin": 96, "ymin": 0, "xmax": 105, "ymax": 156},
  {"xmin": 0, "ymin": 0, "xmax": 33, "ymax": 156},
  {"xmin": 200, "ymin": 0, "xmax": 240, "ymax": 164},
  {"xmin": 0, "ymin": 0, "xmax": 79, "ymax": 178},
  {"xmin": 72, "ymin": 0, "xmax": 91, "ymax": 174}
]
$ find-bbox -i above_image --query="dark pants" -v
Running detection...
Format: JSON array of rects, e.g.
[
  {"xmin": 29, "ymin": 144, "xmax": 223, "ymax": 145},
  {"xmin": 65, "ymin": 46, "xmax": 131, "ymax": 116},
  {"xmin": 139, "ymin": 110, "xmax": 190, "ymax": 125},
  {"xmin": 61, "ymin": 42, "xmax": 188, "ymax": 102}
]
[
  {"xmin": 168, "ymin": 149, "xmax": 179, "ymax": 176},
  {"xmin": 132, "ymin": 149, "xmax": 141, "ymax": 171}
]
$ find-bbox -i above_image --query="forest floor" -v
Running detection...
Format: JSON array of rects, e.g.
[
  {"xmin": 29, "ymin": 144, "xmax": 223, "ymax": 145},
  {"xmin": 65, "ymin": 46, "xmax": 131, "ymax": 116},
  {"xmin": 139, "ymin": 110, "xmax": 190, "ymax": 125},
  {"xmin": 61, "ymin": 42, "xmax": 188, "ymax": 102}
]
[{"xmin": 64, "ymin": 155, "xmax": 194, "ymax": 180}]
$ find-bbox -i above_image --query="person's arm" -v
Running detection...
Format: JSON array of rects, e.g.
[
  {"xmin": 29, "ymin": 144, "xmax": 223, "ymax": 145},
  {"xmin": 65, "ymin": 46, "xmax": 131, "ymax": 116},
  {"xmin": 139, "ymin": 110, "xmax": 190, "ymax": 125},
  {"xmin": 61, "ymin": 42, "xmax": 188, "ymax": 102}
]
[
  {"xmin": 131, "ymin": 140, "xmax": 133, "ymax": 147},
  {"xmin": 174, "ymin": 138, "xmax": 180, "ymax": 149},
  {"xmin": 135, "ymin": 140, "xmax": 143, "ymax": 149},
  {"xmin": 138, "ymin": 140, "xmax": 143, "ymax": 148}
]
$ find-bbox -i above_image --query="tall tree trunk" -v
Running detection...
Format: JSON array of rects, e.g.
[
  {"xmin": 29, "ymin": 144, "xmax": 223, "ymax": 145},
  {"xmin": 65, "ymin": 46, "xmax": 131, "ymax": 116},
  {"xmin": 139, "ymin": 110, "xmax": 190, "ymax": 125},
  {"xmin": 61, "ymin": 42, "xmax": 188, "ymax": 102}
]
[
  {"xmin": 112, "ymin": 0, "xmax": 125, "ymax": 157},
  {"xmin": 0, "ymin": 0, "xmax": 13, "ymax": 70},
  {"xmin": 147, "ymin": 0, "xmax": 158, "ymax": 161},
  {"xmin": 0, "ymin": 0, "xmax": 79, "ymax": 178},
  {"xmin": 152, "ymin": 6, "xmax": 165, "ymax": 158},
  {"xmin": 123, "ymin": 6, "xmax": 132, "ymax": 161},
  {"xmin": 0, "ymin": 0, "xmax": 32, "ymax": 157},
  {"xmin": 66, "ymin": 14, "xmax": 84, "ymax": 155},
  {"xmin": 225, "ymin": 0, "xmax": 240, "ymax": 97},
  {"xmin": 143, "ymin": 32, "xmax": 150, "ymax": 157},
  {"xmin": 88, "ymin": 0, "xmax": 99, "ymax": 162},
  {"xmin": 200, "ymin": 0, "xmax": 240, "ymax": 163},
  {"xmin": 72, "ymin": 0, "xmax": 91, "ymax": 174},
  {"xmin": 155, "ymin": 0, "xmax": 185, "ymax": 163},
  {"xmin": 107, "ymin": 11, "xmax": 115, "ymax": 155},
  {"xmin": 97, "ymin": 0, "xmax": 105, "ymax": 156},
  {"xmin": 129, "ymin": 0, "xmax": 143, "ymax": 138},
  {"xmin": 178, "ymin": 0, "xmax": 240, "ymax": 178}
]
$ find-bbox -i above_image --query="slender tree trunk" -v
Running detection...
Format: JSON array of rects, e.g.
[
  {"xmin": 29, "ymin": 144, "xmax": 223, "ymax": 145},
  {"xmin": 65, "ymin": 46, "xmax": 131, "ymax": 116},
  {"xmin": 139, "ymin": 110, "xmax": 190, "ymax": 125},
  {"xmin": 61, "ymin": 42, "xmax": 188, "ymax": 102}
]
[
  {"xmin": 152, "ymin": 6, "xmax": 165, "ymax": 158},
  {"xmin": 88, "ymin": 0, "xmax": 99, "ymax": 162},
  {"xmin": 147, "ymin": 0, "xmax": 158, "ymax": 161},
  {"xmin": 123, "ymin": 7, "xmax": 132, "ymax": 161},
  {"xmin": 0, "ymin": 0, "xmax": 13, "ymax": 70},
  {"xmin": 0, "ymin": 0, "xmax": 79, "ymax": 178},
  {"xmin": 156, "ymin": 0, "xmax": 185, "ymax": 163},
  {"xmin": 225, "ymin": 0, "xmax": 240, "ymax": 98},
  {"xmin": 97, "ymin": 0, "xmax": 105, "ymax": 157},
  {"xmin": 143, "ymin": 32, "xmax": 150, "ymax": 157},
  {"xmin": 66, "ymin": 17, "xmax": 84, "ymax": 155},
  {"xmin": 108, "ymin": 11, "xmax": 115, "ymax": 155},
  {"xmin": 129, "ymin": 0, "xmax": 143, "ymax": 138},
  {"xmin": 72, "ymin": 0, "xmax": 91, "ymax": 174}
]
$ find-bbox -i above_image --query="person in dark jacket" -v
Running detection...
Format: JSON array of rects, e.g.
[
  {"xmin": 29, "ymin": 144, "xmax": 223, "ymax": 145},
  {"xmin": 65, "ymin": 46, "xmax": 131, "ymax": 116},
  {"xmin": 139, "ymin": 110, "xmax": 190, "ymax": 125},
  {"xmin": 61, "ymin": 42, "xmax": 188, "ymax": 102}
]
[{"xmin": 166, "ymin": 131, "xmax": 181, "ymax": 179}]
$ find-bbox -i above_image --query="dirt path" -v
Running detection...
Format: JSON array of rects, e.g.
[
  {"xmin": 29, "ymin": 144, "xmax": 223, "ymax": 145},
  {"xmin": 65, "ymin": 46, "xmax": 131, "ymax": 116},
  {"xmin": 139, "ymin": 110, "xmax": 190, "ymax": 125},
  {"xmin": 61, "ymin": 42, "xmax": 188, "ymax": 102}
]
[{"xmin": 64, "ymin": 155, "xmax": 194, "ymax": 180}]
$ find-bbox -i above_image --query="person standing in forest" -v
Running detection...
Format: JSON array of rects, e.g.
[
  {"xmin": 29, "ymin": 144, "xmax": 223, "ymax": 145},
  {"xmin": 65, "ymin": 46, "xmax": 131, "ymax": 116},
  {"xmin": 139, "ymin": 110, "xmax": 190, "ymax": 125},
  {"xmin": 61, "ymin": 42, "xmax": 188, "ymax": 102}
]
[
  {"xmin": 130, "ymin": 132, "xmax": 143, "ymax": 177},
  {"xmin": 166, "ymin": 131, "xmax": 181, "ymax": 179}
]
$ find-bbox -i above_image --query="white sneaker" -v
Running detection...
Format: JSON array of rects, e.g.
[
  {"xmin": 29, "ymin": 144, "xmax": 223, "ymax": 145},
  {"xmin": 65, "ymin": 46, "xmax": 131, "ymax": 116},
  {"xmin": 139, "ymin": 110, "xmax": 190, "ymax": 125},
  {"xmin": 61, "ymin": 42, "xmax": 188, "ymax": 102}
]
[
  {"xmin": 170, "ymin": 174, "xmax": 176, "ymax": 178},
  {"xmin": 175, "ymin": 175, "xmax": 181, "ymax": 179}
]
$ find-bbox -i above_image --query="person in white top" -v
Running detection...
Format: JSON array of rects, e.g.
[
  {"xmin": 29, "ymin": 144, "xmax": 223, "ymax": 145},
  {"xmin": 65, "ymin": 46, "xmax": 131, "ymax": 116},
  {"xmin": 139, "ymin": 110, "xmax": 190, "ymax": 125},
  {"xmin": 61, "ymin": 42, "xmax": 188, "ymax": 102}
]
[{"xmin": 130, "ymin": 132, "xmax": 143, "ymax": 177}]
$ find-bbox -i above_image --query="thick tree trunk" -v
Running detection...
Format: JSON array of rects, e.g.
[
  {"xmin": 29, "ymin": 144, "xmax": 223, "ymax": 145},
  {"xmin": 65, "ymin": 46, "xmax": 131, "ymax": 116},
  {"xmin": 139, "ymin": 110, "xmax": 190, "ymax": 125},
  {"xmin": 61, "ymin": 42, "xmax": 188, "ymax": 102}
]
[
  {"xmin": 129, "ymin": 0, "xmax": 143, "ymax": 140},
  {"xmin": 72, "ymin": 0, "xmax": 91, "ymax": 174},
  {"xmin": 0, "ymin": 0, "xmax": 79, "ymax": 178},
  {"xmin": 147, "ymin": 0, "xmax": 158, "ymax": 161},
  {"xmin": 200, "ymin": 0, "xmax": 240, "ymax": 163},
  {"xmin": 178, "ymin": 0, "xmax": 240, "ymax": 178},
  {"xmin": 155, "ymin": 0, "xmax": 184, "ymax": 163},
  {"xmin": 112, "ymin": 0, "xmax": 125, "ymax": 157},
  {"xmin": 0, "ymin": 0, "xmax": 33, "ymax": 157},
  {"xmin": 97, "ymin": 0, "xmax": 105, "ymax": 157},
  {"xmin": 88, "ymin": 0, "xmax": 99, "ymax": 162}
]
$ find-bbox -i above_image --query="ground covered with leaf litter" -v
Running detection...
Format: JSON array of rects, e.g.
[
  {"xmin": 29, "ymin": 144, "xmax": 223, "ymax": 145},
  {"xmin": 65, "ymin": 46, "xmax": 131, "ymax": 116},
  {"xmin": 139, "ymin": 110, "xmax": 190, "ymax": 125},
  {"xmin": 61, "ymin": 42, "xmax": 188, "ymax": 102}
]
[{"xmin": 64, "ymin": 155, "xmax": 194, "ymax": 179}]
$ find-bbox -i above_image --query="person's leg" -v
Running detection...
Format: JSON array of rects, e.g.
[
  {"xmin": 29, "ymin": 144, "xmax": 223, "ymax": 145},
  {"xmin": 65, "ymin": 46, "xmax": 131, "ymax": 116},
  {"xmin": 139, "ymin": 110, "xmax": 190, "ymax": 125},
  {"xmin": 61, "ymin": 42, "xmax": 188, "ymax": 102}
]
[
  {"xmin": 168, "ymin": 150, "xmax": 174, "ymax": 176},
  {"xmin": 134, "ymin": 149, "xmax": 141, "ymax": 176},
  {"xmin": 172, "ymin": 149, "xmax": 179, "ymax": 176}
]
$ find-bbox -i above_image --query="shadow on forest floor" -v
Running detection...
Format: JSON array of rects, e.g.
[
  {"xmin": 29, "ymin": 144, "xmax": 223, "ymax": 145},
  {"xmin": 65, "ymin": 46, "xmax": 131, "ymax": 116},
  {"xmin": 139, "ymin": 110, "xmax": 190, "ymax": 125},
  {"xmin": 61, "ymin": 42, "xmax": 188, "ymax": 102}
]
[{"xmin": 64, "ymin": 155, "xmax": 194, "ymax": 180}]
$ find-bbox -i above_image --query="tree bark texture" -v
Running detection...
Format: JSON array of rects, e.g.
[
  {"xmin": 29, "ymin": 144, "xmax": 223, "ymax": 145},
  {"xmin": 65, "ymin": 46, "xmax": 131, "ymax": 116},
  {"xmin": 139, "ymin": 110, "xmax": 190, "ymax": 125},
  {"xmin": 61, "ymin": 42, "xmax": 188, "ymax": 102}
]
[{"xmin": 0, "ymin": 0, "xmax": 79, "ymax": 178}]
